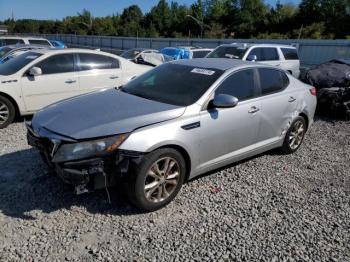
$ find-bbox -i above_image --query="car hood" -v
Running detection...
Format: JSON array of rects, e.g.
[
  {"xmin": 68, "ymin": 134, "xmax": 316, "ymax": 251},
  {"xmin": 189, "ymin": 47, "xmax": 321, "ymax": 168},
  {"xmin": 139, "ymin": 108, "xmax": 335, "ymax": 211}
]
[{"xmin": 31, "ymin": 89, "xmax": 185, "ymax": 140}]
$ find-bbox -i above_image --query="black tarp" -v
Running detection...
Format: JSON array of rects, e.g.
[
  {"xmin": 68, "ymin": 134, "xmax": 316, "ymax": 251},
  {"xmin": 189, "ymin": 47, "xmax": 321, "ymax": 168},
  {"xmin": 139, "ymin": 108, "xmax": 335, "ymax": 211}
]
[
  {"xmin": 301, "ymin": 59, "xmax": 350, "ymax": 119},
  {"xmin": 300, "ymin": 59, "xmax": 350, "ymax": 89}
]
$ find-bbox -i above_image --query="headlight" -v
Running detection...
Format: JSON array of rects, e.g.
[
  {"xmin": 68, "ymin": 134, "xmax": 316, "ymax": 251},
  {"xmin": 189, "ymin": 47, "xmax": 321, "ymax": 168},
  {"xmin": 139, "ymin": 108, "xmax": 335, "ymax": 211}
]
[{"xmin": 52, "ymin": 134, "xmax": 128, "ymax": 163}]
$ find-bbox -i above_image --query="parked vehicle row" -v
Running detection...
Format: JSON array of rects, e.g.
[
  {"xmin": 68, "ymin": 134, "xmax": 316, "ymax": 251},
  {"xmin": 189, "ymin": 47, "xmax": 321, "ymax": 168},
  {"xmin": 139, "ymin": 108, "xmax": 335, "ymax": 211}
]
[
  {"xmin": 0, "ymin": 36, "xmax": 66, "ymax": 49},
  {"xmin": 26, "ymin": 58, "xmax": 316, "ymax": 211}
]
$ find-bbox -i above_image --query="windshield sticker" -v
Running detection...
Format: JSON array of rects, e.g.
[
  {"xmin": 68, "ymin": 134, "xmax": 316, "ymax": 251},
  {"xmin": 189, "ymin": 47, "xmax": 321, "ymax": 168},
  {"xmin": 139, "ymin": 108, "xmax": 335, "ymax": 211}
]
[
  {"xmin": 26, "ymin": 55, "xmax": 39, "ymax": 59},
  {"xmin": 191, "ymin": 68, "xmax": 215, "ymax": 76}
]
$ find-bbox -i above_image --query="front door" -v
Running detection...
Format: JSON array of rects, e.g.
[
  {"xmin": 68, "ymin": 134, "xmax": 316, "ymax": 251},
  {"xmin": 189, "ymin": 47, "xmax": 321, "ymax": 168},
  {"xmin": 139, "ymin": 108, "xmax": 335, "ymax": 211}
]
[
  {"xmin": 21, "ymin": 53, "xmax": 80, "ymax": 112},
  {"xmin": 199, "ymin": 68, "xmax": 261, "ymax": 171}
]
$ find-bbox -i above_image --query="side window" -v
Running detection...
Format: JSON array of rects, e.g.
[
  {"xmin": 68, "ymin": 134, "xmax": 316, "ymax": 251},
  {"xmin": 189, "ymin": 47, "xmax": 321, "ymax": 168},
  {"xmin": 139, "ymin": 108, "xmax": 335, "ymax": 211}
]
[
  {"xmin": 4, "ymin": 39, "xmax": 25, "ymax": 45},
  {"xmin": 248, "ymin": 48, "xmax": 279, "ymax": 61},
  {"xmin": 215, "ymin": 69, "xmax": 256, "ymax": 101},
  {"xmin": 281, "ymin": 48, "xmax": 299, "ymax": 60},
  {"xmin": 258, "ymin": 68, "xmax": 289, "ymax": 95},
  {"xmin": 263, "ymin": 48, "xmax": 279, "ymax": 61},
  {"xmin": 36, "ymin": 54, "xmax": 75, "ymax": 75},
  {"xmin": 248, "ymin": 48, "xmax": 264, "ymax": 61},
  {"xmin": 28, "ymin": 40, "xmax": 51, "ymax": 46},
  {"xmin": 78, "ymin": 53, "xmax": 119, "ymax": 71}
]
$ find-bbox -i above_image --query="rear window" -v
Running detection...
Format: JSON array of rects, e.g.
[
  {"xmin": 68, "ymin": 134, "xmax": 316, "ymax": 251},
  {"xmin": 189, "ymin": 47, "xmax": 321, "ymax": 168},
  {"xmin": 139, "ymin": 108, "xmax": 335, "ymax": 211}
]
[
  {"xmin": 28, "ymin": 39, "xmax": 51, "ymax": 46},
  {"xmin": 258, "ymin": 68, "xmax": 289, "ymax": 95},
  {"xmin": 281, "ymin": 48, "xmax": 299, "ymax": 60}
]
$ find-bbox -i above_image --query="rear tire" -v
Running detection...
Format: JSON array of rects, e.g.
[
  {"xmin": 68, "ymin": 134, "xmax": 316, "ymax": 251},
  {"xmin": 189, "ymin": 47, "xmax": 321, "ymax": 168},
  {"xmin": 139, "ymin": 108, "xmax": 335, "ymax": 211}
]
[
  {"xmin": 127, "ymin": 148, "xmax": 186, "ymax": 212},
  {"xmin": 0, "ymin": 96, "xmax": 15, "ymax": 129},
  {"xmin": 281, "ymin": 116, "xmax": 306, "ymax": 154}
]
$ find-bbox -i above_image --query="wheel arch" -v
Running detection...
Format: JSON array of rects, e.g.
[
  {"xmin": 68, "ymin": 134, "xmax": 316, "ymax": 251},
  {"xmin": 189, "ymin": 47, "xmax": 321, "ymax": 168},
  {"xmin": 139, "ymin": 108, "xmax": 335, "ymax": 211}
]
[
  {"xmin": 0, "ymin": 92, "xmax": 20, "ymax": 117},
  {"xmin": 152, "ymin": 144, "xmax": 192, "ymax": 181},
  {"xmin": 298, "ymin": 112, "xmax": 309, "ymax": 131}
]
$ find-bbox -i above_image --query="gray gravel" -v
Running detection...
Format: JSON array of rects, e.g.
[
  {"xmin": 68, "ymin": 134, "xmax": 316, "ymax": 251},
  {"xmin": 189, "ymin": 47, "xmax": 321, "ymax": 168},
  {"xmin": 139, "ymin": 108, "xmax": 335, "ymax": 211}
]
[{"xmin": 0, "ymin": 118, "xmax": 349, "ymax": 261}]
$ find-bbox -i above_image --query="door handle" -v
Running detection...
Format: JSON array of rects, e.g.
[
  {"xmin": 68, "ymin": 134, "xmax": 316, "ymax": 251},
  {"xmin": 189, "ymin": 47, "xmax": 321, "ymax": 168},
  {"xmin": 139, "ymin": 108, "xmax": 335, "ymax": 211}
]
[
  {"xmin": 248, "ymin": 106, "xmax": 260, "ymax": 114},
  {"xmin": 109, "ymin": 75, "xmax": 119, "ymax": 79},
  {"xmin": 65, "ymin": 79, "xmax": 76, "ymax": 84},
  {"xmin": 288, "ymin": 96, "xmax": 296, "ymax": 103}
]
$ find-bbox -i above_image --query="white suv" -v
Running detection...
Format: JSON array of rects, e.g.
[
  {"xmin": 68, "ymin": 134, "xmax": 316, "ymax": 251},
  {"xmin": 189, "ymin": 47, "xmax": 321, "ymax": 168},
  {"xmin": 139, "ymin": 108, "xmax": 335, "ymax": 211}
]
[
  {"xmin": 206, "ymin": 43, "xmax": 300, "ymax": 78},
  {"xmin": 0, "ymin": 36, "xmax": 53, "ymax": 47}
]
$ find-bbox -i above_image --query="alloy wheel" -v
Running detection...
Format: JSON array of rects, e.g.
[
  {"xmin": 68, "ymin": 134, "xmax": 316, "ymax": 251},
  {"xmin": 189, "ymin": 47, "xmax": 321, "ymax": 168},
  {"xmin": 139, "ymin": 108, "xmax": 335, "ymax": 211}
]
[
  {"xmin": 0, "ymin": 102, "xmax": 9, "ymax": 125},
  {"xmin": 144, "ymin": 157, "xmax": 180, "ymax": 203},
  {"xmin": 288, "ymin": 120, "xmax": 305, "ymax": 150}
]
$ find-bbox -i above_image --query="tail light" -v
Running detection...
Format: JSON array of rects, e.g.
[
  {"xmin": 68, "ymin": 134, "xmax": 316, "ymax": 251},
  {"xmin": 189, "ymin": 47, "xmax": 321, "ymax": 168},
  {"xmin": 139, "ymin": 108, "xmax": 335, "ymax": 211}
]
[{"xmin": 309, "ymin": 87, "xmax": 317, "ymax": 96}]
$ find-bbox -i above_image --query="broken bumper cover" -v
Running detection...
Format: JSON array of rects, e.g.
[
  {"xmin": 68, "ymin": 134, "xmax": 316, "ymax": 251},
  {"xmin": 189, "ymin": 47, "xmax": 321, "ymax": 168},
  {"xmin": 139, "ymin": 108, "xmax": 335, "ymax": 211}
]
[{"xmin": 27, "ymin": 128, "xmax": 141, "ymax": 191}]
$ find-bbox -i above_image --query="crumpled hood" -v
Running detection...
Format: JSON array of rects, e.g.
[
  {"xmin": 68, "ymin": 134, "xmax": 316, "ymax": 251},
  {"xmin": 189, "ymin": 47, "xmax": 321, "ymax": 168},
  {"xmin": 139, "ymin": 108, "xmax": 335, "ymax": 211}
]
[{"xmin": 31, "ymin": 89, "xmax": 185, "ymax": 140}]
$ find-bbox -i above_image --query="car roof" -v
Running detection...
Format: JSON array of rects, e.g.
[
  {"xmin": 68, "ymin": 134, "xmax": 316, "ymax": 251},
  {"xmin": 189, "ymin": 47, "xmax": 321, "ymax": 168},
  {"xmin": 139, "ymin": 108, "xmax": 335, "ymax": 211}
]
[
  {"xmin": 172, "ymin": 58, "xmax": 258, "ymax": 71},
  {"xmin": 0, "ymin": 36, "xmax": 49, "ymax": 40},
  {"xmin": 30, "ymin": 48, "xmax": 117, "ymax": 56},
  {"xmin": 219, "ymin": 43, "xmax": 296, "ymax": 49},
  {"xmin": 1, "ymin": 44, "xmax": 50, "ymax": 49}
]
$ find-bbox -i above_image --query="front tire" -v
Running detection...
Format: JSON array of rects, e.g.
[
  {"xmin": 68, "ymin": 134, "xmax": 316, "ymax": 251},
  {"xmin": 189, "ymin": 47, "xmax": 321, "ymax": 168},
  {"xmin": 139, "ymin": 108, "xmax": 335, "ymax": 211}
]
[
  {"xmin": 0, "ymin": 96, "xmax": 15, "ymax": 129},
  {"xmin": 127, "ymin": 148, "xmax": 186, "ymax": 211},
  {"xmin": 281, "ymin": 116, "xmax": 307, "ymax": 154}
]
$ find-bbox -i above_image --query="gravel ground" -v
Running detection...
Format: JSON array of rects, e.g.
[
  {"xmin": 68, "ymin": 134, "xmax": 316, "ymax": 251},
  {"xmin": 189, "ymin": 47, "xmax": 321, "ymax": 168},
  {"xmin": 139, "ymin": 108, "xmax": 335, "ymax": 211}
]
[{"xmin": 0, "ymin": 118, "xmax": 349, "ymax": 261}]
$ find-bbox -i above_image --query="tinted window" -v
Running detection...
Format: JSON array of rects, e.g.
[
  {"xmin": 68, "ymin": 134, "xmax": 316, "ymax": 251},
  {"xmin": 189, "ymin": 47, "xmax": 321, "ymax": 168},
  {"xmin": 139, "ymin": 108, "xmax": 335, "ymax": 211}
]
[
  {"xmin": 192, "ymin": 50, "xmax": 211, "ymax": 58},
  {"xmin": 248, "ymin": 48, "xmax": 279, "ymax": 61},
  {"xmin": 215, "ymin": 69, "xmax": 256, "ymax": 101},
  {"xmin": 36, "ymin": 54, "xmax": 74, "ymax": 74},
  {"xmin": 28, "ymin": 39, "xmax": 51, "ymax": 46},
  {"xmin": 122, "ymin": 63, "xmax": 224, "ymax": 106},
  {"xmin": 259, "ymin": 68, "xmax": 289, "ymax": 95},
  {"xmin": 0, "ymin": 51, "xmax": 42, "ymax": 75},
  {"xmin": 207, "ymin": 46, "xmax": 247, "ymax": 59},
  {"xmin": 281, "ymin": 48, "xmax": 299, "ymax": 60},
  {"xmin": 121, "ymin": 49, "xmax": 142, "ymax": 59},
  {"xmin": 78, "ymin": 53, "xmax": 119, "ymax": 70},
  {"xmin": 0, "ymin": 38, "xmax": 25, "ymax": 45}
]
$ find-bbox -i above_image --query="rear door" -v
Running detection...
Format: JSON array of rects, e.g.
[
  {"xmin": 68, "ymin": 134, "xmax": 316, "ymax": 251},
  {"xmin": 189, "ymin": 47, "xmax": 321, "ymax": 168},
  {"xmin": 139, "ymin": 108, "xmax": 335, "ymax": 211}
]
[
  {"xmin": 256, "ymin": 68, "xmax": 299, "ymax": 143},
  {"xmin": 76, "ymin": 53, "xmax": 122, "ymax": 93},
  {"xmin": 199, "ymin": 68, "xmax": 261, "ymax": 170},
  {"xmin": 21, "ymin": 53, "xmax": 80, "ymax": 112}
]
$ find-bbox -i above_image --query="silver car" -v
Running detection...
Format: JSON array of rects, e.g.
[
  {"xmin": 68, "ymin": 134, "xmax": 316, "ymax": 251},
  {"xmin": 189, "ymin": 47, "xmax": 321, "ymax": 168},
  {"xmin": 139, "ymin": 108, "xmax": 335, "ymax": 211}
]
[{"xmin": 26, "ymin": 59, "xmax": 317, "ymax": 211}]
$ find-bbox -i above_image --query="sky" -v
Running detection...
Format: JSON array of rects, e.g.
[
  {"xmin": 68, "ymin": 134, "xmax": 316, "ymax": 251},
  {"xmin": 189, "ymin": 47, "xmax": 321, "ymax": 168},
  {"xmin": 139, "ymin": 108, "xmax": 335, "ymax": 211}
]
[{"xmin": 0, "ymin": 0, "xmax": 301, "ymax": 21}]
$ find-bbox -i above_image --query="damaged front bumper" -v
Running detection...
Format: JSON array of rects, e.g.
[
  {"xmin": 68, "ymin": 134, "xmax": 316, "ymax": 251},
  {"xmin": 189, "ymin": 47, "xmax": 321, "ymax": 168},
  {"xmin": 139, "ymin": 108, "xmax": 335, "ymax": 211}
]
[{"xmin": 26, "ymin": 125, "xmax": 142, "ymax": 193}]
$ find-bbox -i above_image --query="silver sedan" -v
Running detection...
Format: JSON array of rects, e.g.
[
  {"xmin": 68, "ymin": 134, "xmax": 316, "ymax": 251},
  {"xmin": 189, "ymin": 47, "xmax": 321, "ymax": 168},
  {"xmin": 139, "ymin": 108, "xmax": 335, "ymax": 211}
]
[{"xmin": 27, "ymin": 58, "xmax": 317, "ymax": 211}]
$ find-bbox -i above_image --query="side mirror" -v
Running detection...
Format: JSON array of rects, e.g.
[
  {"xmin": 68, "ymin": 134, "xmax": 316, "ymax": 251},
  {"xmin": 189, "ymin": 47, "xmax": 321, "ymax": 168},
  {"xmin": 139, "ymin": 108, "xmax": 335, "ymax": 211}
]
[
  {"xmin": 212, "ymin": 94, "xmax": 239, "ymax": 108},
  {"xmin": 247, "ymin": 55, "xmax": 257, "ymax": 62},
  {"xmin": 28, "ymin": 67, "xmax": 42, "ymax": 76}
]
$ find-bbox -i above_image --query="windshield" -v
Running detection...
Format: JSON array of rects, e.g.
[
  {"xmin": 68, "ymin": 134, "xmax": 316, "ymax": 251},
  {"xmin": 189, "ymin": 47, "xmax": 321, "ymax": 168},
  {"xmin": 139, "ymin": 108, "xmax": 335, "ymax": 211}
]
[
  {"xmin": 207, "ymin": 46, "xmax": 247, "ymax": 59},
  {"xmin": 122, "ymin": 63, "xmax": 224, "ymax": 106},
  {"xmin": 121, "ymin": 49, "xmax": 142, "ymax": 59},
  {"xmin": 0, "ymin": 51, "xmax": 42, "ymax": 75},
  {"xmin": 0, "ymin": 47, "xmax": 12, "ymax": 58}
]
